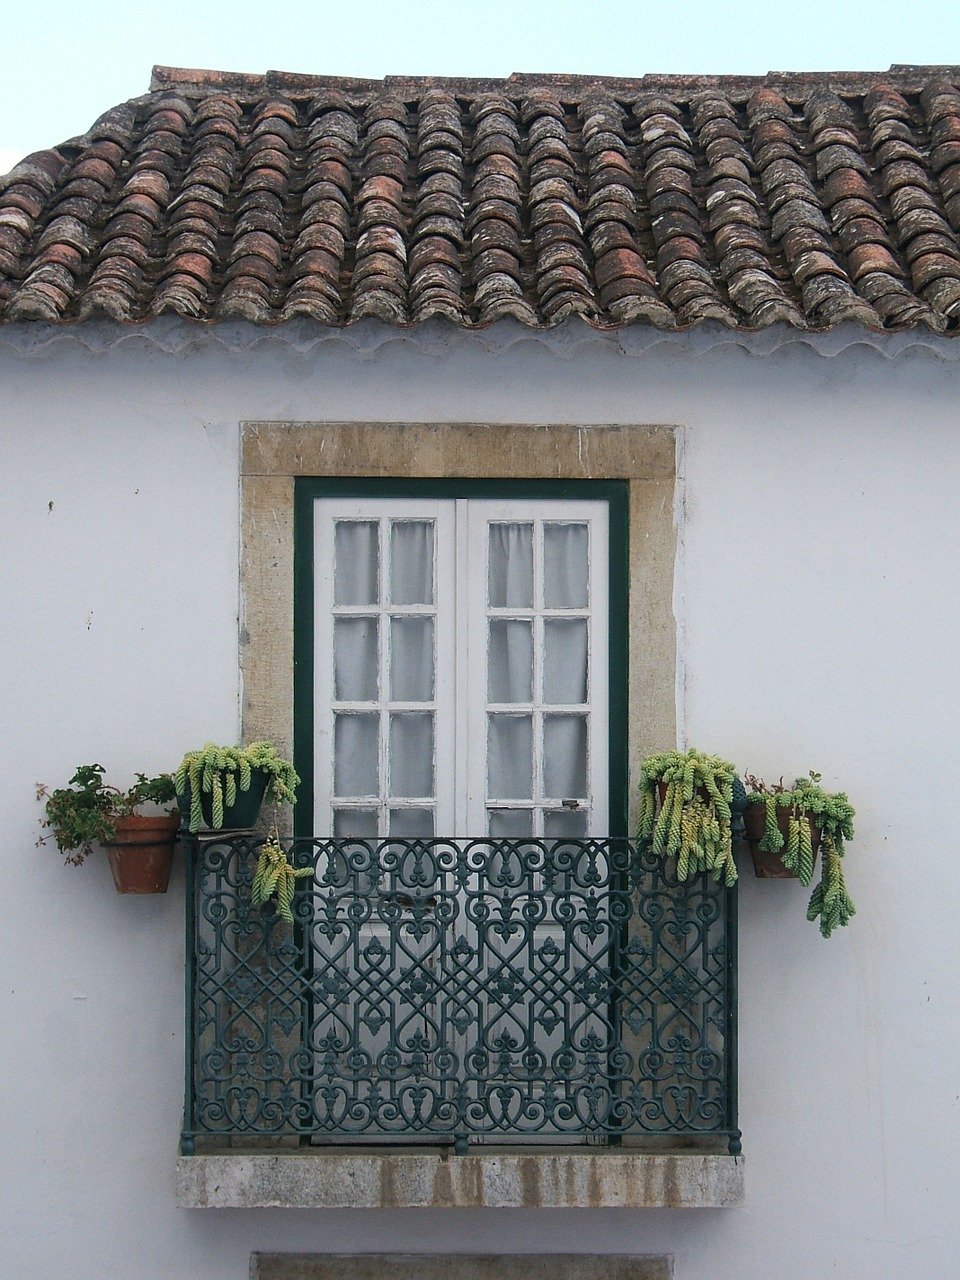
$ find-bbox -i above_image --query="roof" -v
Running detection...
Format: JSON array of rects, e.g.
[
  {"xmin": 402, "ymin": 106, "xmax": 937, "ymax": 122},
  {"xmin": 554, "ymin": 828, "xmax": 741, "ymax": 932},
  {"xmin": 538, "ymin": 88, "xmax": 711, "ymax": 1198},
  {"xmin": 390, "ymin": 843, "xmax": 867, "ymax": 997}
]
[{"xmin": 2, "ymin": 65, "xmax": 960, "ymax": 334}]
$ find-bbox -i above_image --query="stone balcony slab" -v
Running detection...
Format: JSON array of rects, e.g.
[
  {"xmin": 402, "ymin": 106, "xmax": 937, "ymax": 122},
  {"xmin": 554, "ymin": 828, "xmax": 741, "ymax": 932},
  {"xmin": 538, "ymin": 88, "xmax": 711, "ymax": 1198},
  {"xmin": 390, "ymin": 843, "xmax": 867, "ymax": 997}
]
[{"xmin": 176, "ymin": 1148, "xmax": 744, "ymax": 1210}]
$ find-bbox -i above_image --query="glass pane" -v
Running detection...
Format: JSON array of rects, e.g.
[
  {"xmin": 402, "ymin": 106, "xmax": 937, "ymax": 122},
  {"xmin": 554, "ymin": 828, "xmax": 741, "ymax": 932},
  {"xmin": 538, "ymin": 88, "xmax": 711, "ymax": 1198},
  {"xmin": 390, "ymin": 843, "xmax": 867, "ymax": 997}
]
[
  {"xmin": 332, "ymin": 809, "xmax": 379, "ymax": 892},
  {"xmin": 543, "ymin": 714, "xmax": 587, "ymax": 797},
  {"xmin": 488, "ymin": 809, "xmax": 533, "ymax": 838},
  {"xmin": 333, "ymin": 808, "xmax": 378, "ymax": 838},
  {"xmin": 389, "ymin": 808, "xmax": 435, "ymax": 837},
  {"xmin": 488, "ymin": 619, "xmax": 533, "ymax": 703},
  {"xmin": 543, "ymin": 618, "xmax": 588, "ymax": 704},
  {"xmin": 390, "ymin": 713, "xmax": 434, "ymax": 797},
  {"xmin": 544, "ymin": 523, "xmax": 588, "ymax": 608},
  {"xmin": 334, "ymin": 520, "xmax": 379, "ymax": 605},
  {"xmin": 334, "ymin": 617, "xmax": 378, "ymax": 701},
  {"xmin": 488, "ymin": 522, "xmax": 533, "ymax": 607},
  {"xmin": 390, "ymin": 616, "xmax": 434, "ymax": 701},
  {"xmin": 487, "ymin": 714, "xmax": 532, "ymax": 799},
  {"xmin": 390, "ymin": 520, "xmax": 434, "ymax": 605},
  {"xmin": 545, "ymin": 809, "xmax": 588, "ymax": 838},
  {"xmin": 334, "ymin": 713, "xmax": 380, "ymax": 796}
]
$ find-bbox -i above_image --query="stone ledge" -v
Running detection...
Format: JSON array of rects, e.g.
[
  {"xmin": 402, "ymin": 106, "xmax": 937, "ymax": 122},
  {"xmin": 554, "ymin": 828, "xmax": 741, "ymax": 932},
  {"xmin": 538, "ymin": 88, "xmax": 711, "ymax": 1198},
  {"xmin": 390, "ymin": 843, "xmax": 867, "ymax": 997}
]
[
  {"xmin": 176, "ymin": 1149, "xmax": 744, "ymax": 1210},
  {"xmin": 251, "ymin": 1253, "xmax": 674, "ymax": 1280}
]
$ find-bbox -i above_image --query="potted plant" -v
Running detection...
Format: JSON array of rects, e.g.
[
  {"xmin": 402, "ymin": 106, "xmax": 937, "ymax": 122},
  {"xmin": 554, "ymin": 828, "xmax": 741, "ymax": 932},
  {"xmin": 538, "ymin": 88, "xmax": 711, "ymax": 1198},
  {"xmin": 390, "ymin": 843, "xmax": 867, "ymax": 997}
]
[
  {"xmin": 637, "ymin": 748, "xmax": 740, "ymax": 886},
  {"xmin": 176, "ymin": 741, "xmax": 308, "ymax": 923},
  {"xmin": 37, "ymin": 764, "xmax": 179, "ymax": 893},
  {"xmin": 743, "ymin": 771, "xmax": 856, "ymax": 937},
  {"xmin": 174, "ymin": 741, "xmax": 299, "ymax": 833}
]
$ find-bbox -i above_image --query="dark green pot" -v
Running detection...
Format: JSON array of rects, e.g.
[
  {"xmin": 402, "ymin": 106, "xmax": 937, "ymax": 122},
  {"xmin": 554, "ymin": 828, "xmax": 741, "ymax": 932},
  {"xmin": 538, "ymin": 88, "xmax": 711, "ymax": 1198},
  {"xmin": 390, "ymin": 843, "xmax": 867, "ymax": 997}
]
[{"xmin": 178, "ymin": 767, "xmax": 269, "ymax": 832}]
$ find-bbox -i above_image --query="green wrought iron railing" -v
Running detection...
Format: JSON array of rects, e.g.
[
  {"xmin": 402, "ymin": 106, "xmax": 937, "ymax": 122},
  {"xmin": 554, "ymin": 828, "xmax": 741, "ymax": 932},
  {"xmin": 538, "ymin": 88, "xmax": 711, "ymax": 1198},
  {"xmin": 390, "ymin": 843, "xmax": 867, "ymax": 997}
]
[{"xmin": 181, "ymin": 836, "xmax": 739, "ymax": 1155}]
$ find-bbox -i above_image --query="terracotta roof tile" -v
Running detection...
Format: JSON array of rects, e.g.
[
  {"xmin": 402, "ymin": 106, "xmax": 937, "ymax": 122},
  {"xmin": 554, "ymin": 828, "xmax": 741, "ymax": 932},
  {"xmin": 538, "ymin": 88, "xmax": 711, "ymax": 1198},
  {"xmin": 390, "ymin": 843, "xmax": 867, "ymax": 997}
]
[{"xmin": 4, "ymin": 65, "xmax": 960, "ymax": 332}]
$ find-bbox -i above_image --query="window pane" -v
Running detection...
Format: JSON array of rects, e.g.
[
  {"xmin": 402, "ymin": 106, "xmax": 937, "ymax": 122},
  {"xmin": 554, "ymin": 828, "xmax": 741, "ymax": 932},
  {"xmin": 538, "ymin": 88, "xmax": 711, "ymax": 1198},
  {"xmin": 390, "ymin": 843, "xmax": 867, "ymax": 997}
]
[
  {"xmin": 333, "ymin": 808, "xmax": 378, "ymax": 838},
  {"xmin": 488, "ymin": 619, "xmax": 533, "ymax": 702},
  {"xmin": 334, "ymin": 521, "xmax": 379, "ymax": 605},
  {"xmin": 334, "ymin": 617, "xmax": 378, "ymax": 701},
  {"xmin": 543, "ymin": 618, "xmax": 588, "ymax": 704},
  {"xmin": 390, "ymin": 713, "xmax": 434, "ymax": 797},
  {"xmin": 390, "ymin": 520, "xmax": 434, "ymax": 605},
  {"xmin": 332, "ymin": 809, "xmax": 379, "ymax": 892},
  {"xmin": 544, "ymin": 809, "xmax": 588, "ymax": 838},
  {"xmin": 389, "ymin": 808, "xmax": 435, "ymax": 838},
  {"xmin": 488, "ymin": 714, "xmax": 532, "ymax": 799},
  {"xmin": 488, "ymin": 809, "xmax": 533, "ymax": 838},
  {"xmin": 543, "ymin": 523, "xmax": 588, "ymax": 608},
  {"xmin": 488, "ymin": 522, "xmax": 533, "ymax": 607},
  {"xmin": 334, "ymin": 713, "xmax": 379, "ymax": 796},
  {"xmin": 543, "ymin": 714, "xmax": 587, "ymax": 797},
  {"xmin": 390, "ymin": 616, "xmax": 434, "ymax": 701}
]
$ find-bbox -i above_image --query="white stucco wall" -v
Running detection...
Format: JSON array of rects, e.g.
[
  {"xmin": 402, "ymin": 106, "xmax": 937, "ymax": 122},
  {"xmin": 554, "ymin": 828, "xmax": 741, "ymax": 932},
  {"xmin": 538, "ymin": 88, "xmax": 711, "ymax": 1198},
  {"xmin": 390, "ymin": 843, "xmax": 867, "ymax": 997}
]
[{"xmin": 2, "ymin": 320, "xmax": 958, "ymax": 1278}]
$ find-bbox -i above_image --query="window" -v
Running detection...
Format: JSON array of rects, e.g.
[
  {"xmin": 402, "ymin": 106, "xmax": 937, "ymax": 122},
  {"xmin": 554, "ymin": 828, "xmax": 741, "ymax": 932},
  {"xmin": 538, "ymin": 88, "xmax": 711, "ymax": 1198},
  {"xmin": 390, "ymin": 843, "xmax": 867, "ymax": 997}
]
[{"xmin": 294, "ymin": 479, "xmax": 629, "ymax": 839}]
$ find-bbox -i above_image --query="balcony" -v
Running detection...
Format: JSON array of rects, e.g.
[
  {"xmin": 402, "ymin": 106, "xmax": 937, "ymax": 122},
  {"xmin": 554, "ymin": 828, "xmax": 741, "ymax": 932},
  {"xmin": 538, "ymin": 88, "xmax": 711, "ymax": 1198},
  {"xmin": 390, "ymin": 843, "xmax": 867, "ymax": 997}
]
[{"xmin": 177, "ymin": 836, "xmax": 743, "ymax": 1209}]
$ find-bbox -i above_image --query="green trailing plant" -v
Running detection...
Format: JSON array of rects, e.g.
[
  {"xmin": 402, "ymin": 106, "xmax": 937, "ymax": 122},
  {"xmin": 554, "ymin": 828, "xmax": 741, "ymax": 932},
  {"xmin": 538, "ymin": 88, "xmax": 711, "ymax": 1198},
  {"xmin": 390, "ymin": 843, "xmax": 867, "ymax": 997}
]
[
  {"xmin": 744, "ymin": 772, "xmax": 856, "ymax": 938},
  {"xmin": 37, "ymin": 764, "xmax": 177, "ymax": 865},
  {"xmin": 251, "ymin": 829, "xmax": 313, "ymax": 923},
  {"xmin": 174, "ymin": 741, "xmax": 300, "ymax": 833},
  {"xmin": 175, "ymin": 742, "xmax": 309, "ymax": 920},
  {"xmin": 637, "ymin": 748, "xmax": 738, "ymax": 886}
]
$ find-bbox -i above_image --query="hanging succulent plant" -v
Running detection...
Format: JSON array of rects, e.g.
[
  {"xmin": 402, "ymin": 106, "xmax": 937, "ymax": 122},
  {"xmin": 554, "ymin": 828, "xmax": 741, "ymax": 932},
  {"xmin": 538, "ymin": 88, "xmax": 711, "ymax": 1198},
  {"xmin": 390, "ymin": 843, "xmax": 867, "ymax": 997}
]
[
  {"xmin": 637, "ymin": 748, "xmax": 739, "ymax": 886},
  {"xmin": 174, "ymin": 741, "xmax": 299, "ymax": 832},
  {"xmin": 250, "ymin": 831, "xmax": 313, "ymax": 924},
  {"xmin": 744, "ymin": 772, "xmax": 856, "ymax": 938}
]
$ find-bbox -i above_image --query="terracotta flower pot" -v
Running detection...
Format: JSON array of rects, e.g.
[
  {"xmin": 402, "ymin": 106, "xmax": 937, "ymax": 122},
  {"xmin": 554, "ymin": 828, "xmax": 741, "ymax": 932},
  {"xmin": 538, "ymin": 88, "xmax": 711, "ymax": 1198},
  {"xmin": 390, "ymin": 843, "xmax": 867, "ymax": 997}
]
[
  {"xmin": 743, "ymin": 803, "xmax": 820, "ymax": 879},
  {"xmin": 104, "ymin": 813, "xmax": 180, "ymax": 893}
]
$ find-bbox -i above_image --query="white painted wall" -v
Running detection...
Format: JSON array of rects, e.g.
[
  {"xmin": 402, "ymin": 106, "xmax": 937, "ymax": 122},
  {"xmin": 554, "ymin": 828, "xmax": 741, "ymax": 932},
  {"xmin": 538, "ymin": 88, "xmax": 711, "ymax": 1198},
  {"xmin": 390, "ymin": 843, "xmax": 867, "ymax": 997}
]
[{"xmin": 2, "ymin": 322, "xmax": 958, "ymax": 1278}]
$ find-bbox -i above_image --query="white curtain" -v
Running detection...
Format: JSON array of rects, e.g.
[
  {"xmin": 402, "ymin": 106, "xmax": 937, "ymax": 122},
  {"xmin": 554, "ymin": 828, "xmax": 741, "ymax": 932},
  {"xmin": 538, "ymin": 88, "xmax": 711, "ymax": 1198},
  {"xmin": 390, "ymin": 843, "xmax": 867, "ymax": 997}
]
[
  {"xmin": 543, "ymin": 618, "xmax": 588, "ymax": 704},
  {"xmin": 334, "ymin": 617, "xmax": 378, "ymax": 701},
  {"xmin": 330, "ymin": 513, "xmax": 591, "ymax": 832},
  {"xmin": 391, "ymin": 617, "xmax": 434, "ymax": 700},
  {"xmin": 332, "ymin": 518, "xmax": 436, "ymax": 813},
  {"xmin": 486, "ymin": 521, "xmax": 588, "ymax": 810},
  {"xmin": 390, "ymin": 520, "xmax": 433, "ymax": 604},
  {"xmin": 487, "ymin": 714, "xmax": 532, "ymax": 799},
  {"xmin": 390, "ymin": 712, "xmax": 434, "ymax": 797},
  {"xmin": 488, "ymin": 522, "xmax": 533, "ymax": 606},
  {"xmin": 543, "ymin": 715, "xmax": 587, "ymax": 798},
  {"xmin": 488, "ymin": 619, "xmax": 532, "ymax": 701},
  {"xmin": 334, "ymin": 713, "xmax": 379, "ymax": 796},
  {"xmin": 334, "ymin": 520, "xmax": 379, "ymax": 604},
  {"xmin": 544, "ymin": 522, "xmax": 588, "ymax": 607}
]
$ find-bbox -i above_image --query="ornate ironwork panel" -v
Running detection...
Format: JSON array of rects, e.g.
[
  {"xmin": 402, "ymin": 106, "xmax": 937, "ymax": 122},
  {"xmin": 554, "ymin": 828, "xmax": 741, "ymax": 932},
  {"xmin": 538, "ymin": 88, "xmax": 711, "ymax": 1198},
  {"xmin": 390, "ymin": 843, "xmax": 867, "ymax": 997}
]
[{"xmin": 182, "ymin": 837, "xmax": 738, "ymax": 1153}]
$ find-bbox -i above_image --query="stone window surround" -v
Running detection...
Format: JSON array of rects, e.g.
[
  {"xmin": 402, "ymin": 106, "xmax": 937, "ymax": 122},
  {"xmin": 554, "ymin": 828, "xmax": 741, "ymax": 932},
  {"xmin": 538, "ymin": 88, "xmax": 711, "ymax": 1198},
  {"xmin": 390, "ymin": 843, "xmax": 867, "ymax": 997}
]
[
  {"xmin": 189, "ymin": 418, "xmax": 746, "ymax": 1210},
  {"xmin": 239, "ymin": 419, "xmax": 679, "ymax": 807},
  {"xmin": 249, "ymin": 1254, "xmax": 674, "ymax": 1280}
]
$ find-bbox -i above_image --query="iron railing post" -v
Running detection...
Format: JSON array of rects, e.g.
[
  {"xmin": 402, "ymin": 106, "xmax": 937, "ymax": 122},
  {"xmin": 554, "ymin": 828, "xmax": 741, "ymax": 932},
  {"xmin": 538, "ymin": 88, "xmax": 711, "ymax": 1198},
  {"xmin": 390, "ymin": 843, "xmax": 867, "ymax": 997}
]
[{"xmin": 180, "ymin": 833, "xmax": 197, "ymax": 1155}]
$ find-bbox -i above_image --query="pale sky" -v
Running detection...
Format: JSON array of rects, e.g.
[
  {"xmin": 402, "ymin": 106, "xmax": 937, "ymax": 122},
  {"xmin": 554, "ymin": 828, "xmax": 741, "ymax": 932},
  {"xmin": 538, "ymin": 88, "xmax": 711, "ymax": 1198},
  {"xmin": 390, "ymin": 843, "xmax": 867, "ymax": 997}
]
[{"xmin": 2, "ymin": 0, "xmax": 959, "ymax": 174}]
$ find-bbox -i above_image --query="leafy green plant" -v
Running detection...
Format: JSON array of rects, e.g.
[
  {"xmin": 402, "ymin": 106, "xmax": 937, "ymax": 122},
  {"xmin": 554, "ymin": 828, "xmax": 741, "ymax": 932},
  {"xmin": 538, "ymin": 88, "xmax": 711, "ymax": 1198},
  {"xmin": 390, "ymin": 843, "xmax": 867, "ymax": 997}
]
[
  {"xmin": 637, "ymin": 748, "xmax": 738, "ymax": 885},
  {"xmin": 744, "ymin": 772, "xmax": 856, "ymax": 938},
  {"xmin": 174, "ymin": 742, "xmax": 299, "ymax": 833},
  {"xmin": 37, "ymin": 764, "xmax": 177, "ymax": 865},
  {"xmin": 251, "ymin": 832, "xmax": 313, "ymax": 923}
]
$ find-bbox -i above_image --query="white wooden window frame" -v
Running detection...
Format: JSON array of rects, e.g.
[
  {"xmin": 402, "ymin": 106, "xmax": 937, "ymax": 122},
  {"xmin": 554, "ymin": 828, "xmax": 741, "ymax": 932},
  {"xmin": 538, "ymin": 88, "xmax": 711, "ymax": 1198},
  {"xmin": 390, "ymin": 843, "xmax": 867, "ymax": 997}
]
[{"xmin": 313, "ymin": 496, "xmax": 609, "ymax": 837}]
